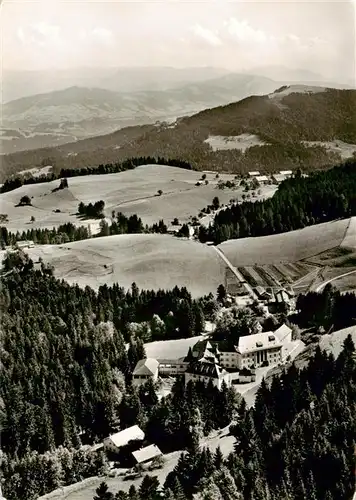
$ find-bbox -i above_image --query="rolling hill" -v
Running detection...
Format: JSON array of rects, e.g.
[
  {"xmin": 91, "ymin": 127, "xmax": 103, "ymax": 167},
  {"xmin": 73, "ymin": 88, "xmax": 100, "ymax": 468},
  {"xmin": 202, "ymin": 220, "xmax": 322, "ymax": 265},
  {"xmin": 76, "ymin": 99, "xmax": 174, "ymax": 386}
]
[
  {"xmin": 1, "ymin": 74, "xmax": 279, "ymax": 154},
  {"xmin": 24, "ymin": 234, "xmax": 227, "ymax": 298},
  {"xmin": 0, "ymin": 164, "xmax": 248, "ymax": 232},
  {"xmin": 2, "ymin": 85, "xmax": 356, "ymax": 181}
]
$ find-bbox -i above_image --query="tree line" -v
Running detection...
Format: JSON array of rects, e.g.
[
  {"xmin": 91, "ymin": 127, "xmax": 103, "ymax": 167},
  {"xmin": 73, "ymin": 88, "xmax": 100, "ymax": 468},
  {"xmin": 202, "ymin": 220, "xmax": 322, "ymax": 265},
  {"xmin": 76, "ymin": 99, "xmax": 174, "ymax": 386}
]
[
  {"xmin": 0, "ymin": 156, "xmax": 193, "ymax": 194},
  {"xmin": 0, "ymin": 223, "xmax": 91, "ymax": 247},
  {"xmin": 0, "ymin": 213, "xmax": 169, "ymax": 248},
  {"xmin": 198, "ymin": 159, "xmax": 356, "ymax": 243}
]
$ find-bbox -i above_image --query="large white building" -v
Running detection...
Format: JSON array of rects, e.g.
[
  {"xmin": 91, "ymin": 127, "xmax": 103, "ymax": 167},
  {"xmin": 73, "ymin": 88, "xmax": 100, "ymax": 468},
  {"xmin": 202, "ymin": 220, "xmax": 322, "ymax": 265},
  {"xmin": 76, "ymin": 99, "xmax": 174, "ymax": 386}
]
[{"xmin": 236, "ymin": 331, "xmax": 283, "ymax": 369}]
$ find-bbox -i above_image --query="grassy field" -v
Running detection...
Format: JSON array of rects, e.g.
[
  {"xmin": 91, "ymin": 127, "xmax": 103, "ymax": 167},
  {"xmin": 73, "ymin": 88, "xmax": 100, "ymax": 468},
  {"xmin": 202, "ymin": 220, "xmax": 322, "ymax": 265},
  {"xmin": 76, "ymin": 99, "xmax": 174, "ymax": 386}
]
[
  {"xmin": 220, "ymin": 218, "xmax": 356, "ymax": 293},
  {"xmin": 144, "ymin": 336, "xmax": 204, "ymax": 360},
  {"xmin": 219, "ymin": 219, "xmax": 353, "ymax": 266},
  {"xmin": 26, "ymin": 234, "xmax": 226, "ymax": 298},
  {"xmin": 0, "ymin": 164, "xmax": 243, "ymax": 232}
]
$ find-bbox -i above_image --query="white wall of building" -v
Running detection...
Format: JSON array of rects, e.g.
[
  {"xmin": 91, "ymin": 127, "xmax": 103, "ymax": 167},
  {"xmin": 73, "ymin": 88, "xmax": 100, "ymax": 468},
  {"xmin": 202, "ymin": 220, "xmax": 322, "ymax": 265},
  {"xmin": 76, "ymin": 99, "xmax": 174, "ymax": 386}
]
[
  {"xmin": 237, "ymin": 347, "xmax": 282, "ymax": 369},
  {"xmin": 132, "ymin": 370, "xmax": 158, "ymax": 387},
  {"xmin": 219, "ymin": 351, "xmax": 239, "ymax": 369}
]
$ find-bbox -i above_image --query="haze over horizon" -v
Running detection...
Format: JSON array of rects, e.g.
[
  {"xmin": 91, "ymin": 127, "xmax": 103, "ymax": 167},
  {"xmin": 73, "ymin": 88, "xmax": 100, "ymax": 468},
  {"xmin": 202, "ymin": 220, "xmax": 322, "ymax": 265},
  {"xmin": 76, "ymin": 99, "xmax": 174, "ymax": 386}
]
[{"xmin": 1, "ymin": 0, "xmax": 355, "ymax": 86}]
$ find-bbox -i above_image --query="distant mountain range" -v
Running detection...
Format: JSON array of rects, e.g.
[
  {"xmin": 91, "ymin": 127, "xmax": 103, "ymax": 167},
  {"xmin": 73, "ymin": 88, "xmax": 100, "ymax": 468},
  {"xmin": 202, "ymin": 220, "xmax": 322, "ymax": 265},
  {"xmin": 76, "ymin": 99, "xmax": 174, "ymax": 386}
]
[
  {"xmin": 2, "ymin": 67, "xmax": 352, "ymax": 155},
  {"xmin": 1, "ymin": 73, "xmax": 280, "ymax": 153},
  {"xmin": 2, "ymin": 65, "xmax": 352, "ymax": 103},
  {"xmin": 1, "ymin": 66, "xmax": 231, "ymax": 103},
  {"xmin": 2, "ymin": 84, "xmax": 356, "ymax": 181}
]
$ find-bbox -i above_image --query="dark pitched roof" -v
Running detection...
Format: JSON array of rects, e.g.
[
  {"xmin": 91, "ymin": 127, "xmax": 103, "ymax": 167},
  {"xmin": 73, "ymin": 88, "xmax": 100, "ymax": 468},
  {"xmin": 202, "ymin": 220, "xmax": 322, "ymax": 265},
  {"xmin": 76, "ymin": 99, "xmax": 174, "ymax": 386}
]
[
  {"xmin": 186, "ymin": 360, "xmax": 226, "ymax": 379},
  {"xmin": 211, "ymin": 340, "xmax": 237, "ymax": 353}
]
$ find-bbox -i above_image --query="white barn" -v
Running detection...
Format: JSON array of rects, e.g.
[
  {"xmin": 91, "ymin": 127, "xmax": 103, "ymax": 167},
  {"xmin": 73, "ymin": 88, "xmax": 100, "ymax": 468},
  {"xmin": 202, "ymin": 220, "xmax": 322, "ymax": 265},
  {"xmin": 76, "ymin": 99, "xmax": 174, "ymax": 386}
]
[
  {"xmin": 132, "ymin": 358, "xmax": 159, "ymax": 386},
  {"xmin": 132, "ymin": 444, "xmax": 162, "ymax": 465},
  {"xmin": 103, "ymin": 425, "xmax": 145, "ymax": 454}
]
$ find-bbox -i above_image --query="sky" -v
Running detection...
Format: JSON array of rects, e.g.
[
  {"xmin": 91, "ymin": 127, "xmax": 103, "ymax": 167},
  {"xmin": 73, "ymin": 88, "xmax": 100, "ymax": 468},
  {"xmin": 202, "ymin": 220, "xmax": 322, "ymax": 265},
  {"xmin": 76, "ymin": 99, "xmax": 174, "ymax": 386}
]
[{"xmin": 1, "ymin": 0, "xmax": 355, "ymax": 84}]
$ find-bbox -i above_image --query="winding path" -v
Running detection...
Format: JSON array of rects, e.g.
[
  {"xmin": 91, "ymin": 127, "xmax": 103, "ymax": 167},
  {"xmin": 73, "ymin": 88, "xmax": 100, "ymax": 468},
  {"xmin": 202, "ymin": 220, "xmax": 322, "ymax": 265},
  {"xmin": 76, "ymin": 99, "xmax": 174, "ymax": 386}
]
[{"xmin": 314, "ymin": 269, "xmax": 356, "ymax": 293}]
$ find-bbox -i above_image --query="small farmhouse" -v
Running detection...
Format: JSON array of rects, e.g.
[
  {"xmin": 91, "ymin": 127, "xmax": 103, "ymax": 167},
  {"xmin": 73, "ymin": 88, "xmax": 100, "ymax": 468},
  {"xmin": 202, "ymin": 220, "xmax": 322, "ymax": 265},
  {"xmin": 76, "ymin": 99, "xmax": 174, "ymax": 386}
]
[
  {"xmin": 275, "ymin": 288, "xmax": 294, "ymax": 306},
  {"xmin": 255, "ymin": 286, "xmax": 273, "ymax": 301},
  {"xmin": 16, "ymin": 240, "xmax": 34, "ymax": 249},
  {"xmin": 272, "ymin": 173, "xmax": 289, "ymax": 184},
  {"xmin": 103, "ymin": 425, "xmax": 145, "ymax": 454},
  {"xmin": 185, "ymin": 360, "xmax": 232, "ymax": 389},
  {"xmin": 132, "ymin": 358, "xmax": 159, "ymax": 386},
  {"xmin": 132, "ymin": 444, "xmax": 162, "ymax": 465},
  {"xmin": 236, "ymin": 332, "xmax": 283, "ymax": 369},
  {"xmin": 255, "ymin": 175, "xmax": 269, "ymax": 184},
  {"xmin": 248, "ymin": 171, "xmax": 260, "ymax": 177}
]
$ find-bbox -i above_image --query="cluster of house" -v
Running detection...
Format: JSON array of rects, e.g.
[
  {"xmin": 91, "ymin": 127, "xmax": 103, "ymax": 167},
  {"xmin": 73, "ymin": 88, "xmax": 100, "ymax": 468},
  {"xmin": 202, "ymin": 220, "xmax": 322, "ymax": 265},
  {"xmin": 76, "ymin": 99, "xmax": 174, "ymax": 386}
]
[
  {"xmin": 255, "ymin": 286, "xmax": 295, "ymax": 309},
  {"xmin": 100, "ymin": 424, "xmax": 163, "ymax": 467},
  {"xmin": 132, "ymin": 324, "xmax": 293, "ymax": 390},
  {"xmin": 247, "ymin": 170, "xmax": 293, "ymax": 185}
]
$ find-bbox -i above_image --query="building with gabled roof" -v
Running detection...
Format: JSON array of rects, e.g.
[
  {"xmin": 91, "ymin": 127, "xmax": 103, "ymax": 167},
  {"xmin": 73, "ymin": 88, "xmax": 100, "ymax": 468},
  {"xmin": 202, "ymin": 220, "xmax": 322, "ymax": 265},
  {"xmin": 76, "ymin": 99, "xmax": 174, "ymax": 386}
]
[
  {"xmin": 255, "ymin": 286, "xmax": 272, "ymax": 301},
  {"xmin": 132, "ymin": 358, "xmax": 159, "ymax": 386},
  {"xmin": 132, "ymin": 444, "xmax": 162, "ymax": 465},
  {"xmin": 103, "ymin": 425, "xmax": 145, "ymax": 454},
  {"xmin": 248, "ymin": 171, "xmax": 260, "ymax": 177},
  {"xmin": 272, "ymin": 173, "xmax": 289, "ymax": 184},
  {"xmin": 255, "ymin": 175, "xmax": 269, "ymax": 183},
  {"xmin": 185, "ymin": 359, "xmax": 231, "ymax": 389},
  {"xmin": 275, "ymin": 288, "xmax": 294, "ymax": 305},
  {"xmin": 274, "ymin": 324, "xmax": 292, "ymax": 343},
  {"xmin": 236, "ymin": 331, "xmax": 283, "ymax": 369}
]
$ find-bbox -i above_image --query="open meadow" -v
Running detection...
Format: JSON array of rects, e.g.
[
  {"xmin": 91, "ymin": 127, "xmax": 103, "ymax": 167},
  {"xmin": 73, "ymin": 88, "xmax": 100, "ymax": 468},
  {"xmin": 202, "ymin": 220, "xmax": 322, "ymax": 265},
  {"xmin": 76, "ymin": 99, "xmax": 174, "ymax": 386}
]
[
  {"xmin": 12, "ymin": 217, "xmax": 356, "ymax": 298},
  {"xmin": 219, "ymin": 218, "xmax": 354, "ymax": 266},
  {"xmin": 0, "ymin": 164, "xmax": 245, "ymax": 232},
  {"xmin": 25, "ymin": 234, "xmax": 226, "ymax": 297},
  {"xmin": 219, "ymin": 218, "xmax": 356, "ymax": 293}
]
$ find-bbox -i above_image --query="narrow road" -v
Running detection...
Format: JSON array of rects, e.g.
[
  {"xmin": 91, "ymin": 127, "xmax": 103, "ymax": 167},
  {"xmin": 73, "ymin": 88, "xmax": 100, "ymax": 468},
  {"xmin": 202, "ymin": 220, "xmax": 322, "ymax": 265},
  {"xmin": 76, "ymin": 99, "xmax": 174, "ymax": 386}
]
[
  {"xmin": 213, "ymin": 246, "xmax": 259, "ymax": 301},
  {"xmin": 314, "ymin": 269, "xmax": 356, "ymax": 293}
]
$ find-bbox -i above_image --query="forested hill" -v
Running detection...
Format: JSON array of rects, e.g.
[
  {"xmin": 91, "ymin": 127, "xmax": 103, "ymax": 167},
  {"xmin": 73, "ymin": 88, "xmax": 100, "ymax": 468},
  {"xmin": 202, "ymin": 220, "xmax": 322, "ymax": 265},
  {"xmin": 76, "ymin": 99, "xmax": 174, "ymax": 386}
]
[
  {"xmin": 200, "ymin": 159, "xmax": 356, "ymax": 243},
  {"xmin": 2, "ymin": 86, "xmax": 356, "ymax": 180}
]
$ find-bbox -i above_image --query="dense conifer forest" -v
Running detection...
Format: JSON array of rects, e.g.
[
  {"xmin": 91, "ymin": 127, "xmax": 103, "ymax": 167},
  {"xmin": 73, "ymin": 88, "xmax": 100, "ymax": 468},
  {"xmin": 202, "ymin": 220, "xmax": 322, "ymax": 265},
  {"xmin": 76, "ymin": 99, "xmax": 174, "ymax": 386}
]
[
  {"xmin": 295, "ymin": 284, "xmax": 356, "ymax": 331},
  {"xmin": 0, "ymin": 156, "xmax": 193, "ymax": 194},
  {"xmin": 199, "ymin": 159, "xmax": 356, "ymax": 243}
]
